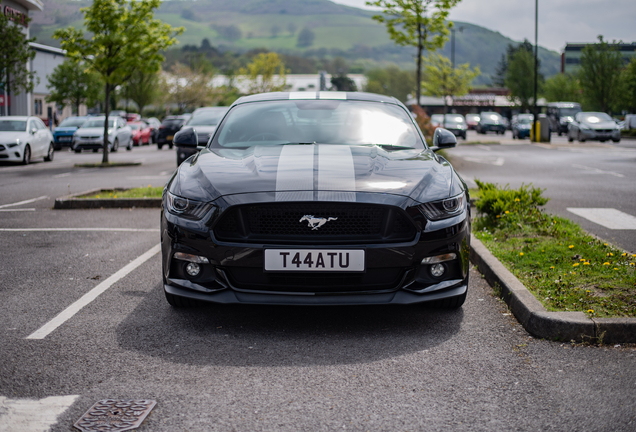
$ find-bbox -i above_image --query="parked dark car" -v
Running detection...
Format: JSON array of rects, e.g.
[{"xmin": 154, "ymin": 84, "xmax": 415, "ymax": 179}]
[
  {"xmin": 567, "ymin": 112, "xmax": 621, "ymax": 143},
  {"xmin": 476, "ymin": 112, "xmax": 506, "ymax": 135},
  {"xmin": 438, "ymin": 114, "xmax": 467, "ymax": 139},
  {"xmin": 142, "ymin": 117, "xmax": 161, "ymax": 143},
  {"xmin": 162, "ymin": 91, "xmax": 470, "ymax": 309},
  {"xmin": 547, "ymin": 102, "xmax": 582, "ymax": 136},
  {"xmin": 156, "ymin": 115, "xmax": 190, "ymax": 149},
  {"xmin": 176, "ymin": 107, "xmax": 229, "ymax": 166},
  {"xmin": 52, "ymin": 116, "xmax": 88, "ymax": 150},
  {"xmin": 511, "ymin": 114, "xmax": 533, "ymax": 139}
]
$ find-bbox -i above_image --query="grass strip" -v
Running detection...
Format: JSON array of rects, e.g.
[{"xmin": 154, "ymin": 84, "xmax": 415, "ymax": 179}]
[
  {"xmin": 472, "ymin": 180, "xmax": 636, "ymax": 318},
  {"xmin": 78, "ymin": 186, "xmax": 163, "ymax": 199}
]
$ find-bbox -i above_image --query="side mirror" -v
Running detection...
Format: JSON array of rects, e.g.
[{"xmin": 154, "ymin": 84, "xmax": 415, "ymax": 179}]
[
  {"xmin": 173, "ymin": 126, "xmax": 198, "ymax": 148},
  {"xmin": 31, "ymin": 128, "xmax": 38, "ymax": 135},
  {"xmin": 430, "ymin": 128, "xmax": 457, "ymax": 152}
]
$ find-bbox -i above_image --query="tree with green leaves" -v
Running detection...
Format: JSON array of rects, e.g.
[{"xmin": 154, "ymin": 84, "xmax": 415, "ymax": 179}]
[
  {"xmin": 578, "ymin": 35, "xmax": 624, "ymax": 113},
  {"xmin": 46, "ymin": 60, "xmax": 102, "ymax": 115},
  {"xmin": 367, "ymin": 0, "xmax": 461, "ymax": 105},
  {"xmin": 620, "ymin": 56, "xmax": 636, "ymax": 114},
  {"xmin": 0, "ymin": 13, "xmax": 36, "ymax": 115},
  {"xmin": 493, "ymin": 39, "xmax": 535, "ymax": 87},
  {"xmin": 121, "ymin": 69, "xmax": 160, "ymax": 116},
  {"xmin": 542, "ymin": 73, "xmax": 581, "ymax": 104},
  {"xmin": 364, "ymin": 66, "xmax": 415, "ymax": 103},
  {"xmin": 53, "ymin": 0, "xmax": 183, "ymax": 163},
  {"xmin": 505, "ymin": 48, "xmax": 541, "ymax": 111},
  {"xmin": 296, "ymin": 27, "xmax": 315, "ymax": 48},
  {"xmin": 239, "ymin": 52, "xmax": 287, "ymax": 94},
  {"xmin": 421, "ymin": 53, "xmax": 480, "ymax": 114}
]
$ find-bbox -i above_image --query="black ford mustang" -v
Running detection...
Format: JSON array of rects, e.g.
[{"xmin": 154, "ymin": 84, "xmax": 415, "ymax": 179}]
[{"xmin": 161, "ymin": 92, "xmax": 470, "ymax": 308}]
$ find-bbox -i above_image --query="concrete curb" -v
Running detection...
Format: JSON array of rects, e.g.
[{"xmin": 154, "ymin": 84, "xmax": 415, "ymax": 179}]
[
  {"xmin": 470, "ymin": 234, "xmax": 636, "ymax": 344},
  {"xmin": 54, "ymin": 188, "xmax": 162, "ymax": 209}
]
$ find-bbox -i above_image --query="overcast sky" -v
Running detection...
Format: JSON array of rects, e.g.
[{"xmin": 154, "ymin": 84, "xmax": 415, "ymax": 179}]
[{"xmin": 331, "ymin": 0, "xmax": 636, "ymax": 52}]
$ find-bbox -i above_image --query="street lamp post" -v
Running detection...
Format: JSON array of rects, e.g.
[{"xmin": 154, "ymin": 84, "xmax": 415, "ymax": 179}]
[
  {"xmin": 533, "ymin": 0, "xmax": 539, "ymax": 142},
  {"xmin": 450, "ymin": 26, "xmax": 464, "ymax": 69}
]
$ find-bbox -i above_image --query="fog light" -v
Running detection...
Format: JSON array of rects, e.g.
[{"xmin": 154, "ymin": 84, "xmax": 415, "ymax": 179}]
[
  {"xmin": 186, "ymin": 262, "xmax": 201, "ymax": 277},
  {"xmin": 430, "ymin": 263, "xmax": 445, "ymax": 277}
]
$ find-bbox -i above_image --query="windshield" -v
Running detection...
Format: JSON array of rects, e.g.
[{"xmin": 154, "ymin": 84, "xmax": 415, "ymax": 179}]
[
  {"xmin": 443, "ymin": 115, "xmax": 466, "ymax": 125},
  {"xmin": 59, "ymin": 117, "xmax": 86, "ymax": 128},
  {"xmin": 212, "ymin": 100, "xmax": 424, "ymax": 149},
  {"xmin": 81, "ymin": 119, "xmax": 115, "ymax": 128},
  {"xmin": 517, "ymin": 115, "xmax": 533, "ymax": 124},
  {"xmin": 582, "ymin": 113, "xmax": 612, "ymax": 123},
  {"xmin": 0, "ymin": 120, "xmax": 27, "ymax": 131},
  {"xmin": 162, "ymin": 118, "xmax": 184, "ymax": 126},
  {"xmin": 187, "ymin": 111, "xmax": 227, "ymax": 126},
  {"xmin": 558, "ymin": 107, "xmax": 582, "ymax": 117},
  {"xmin": 129, "ymin": 123, "xmax": 143, "ymax": 130},
  {"xmin": 481, "ymin": 113, "xmax": 502, "ymax": 124}
]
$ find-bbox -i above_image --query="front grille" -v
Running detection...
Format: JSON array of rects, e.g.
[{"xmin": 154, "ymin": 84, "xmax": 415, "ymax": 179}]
[
  {"xmin": 224, "ymin": 267, "xmax": 406, "ymax": 293},
  {"xmin": 214, "ymin": 202, "xmax": 417, "ymax": 244}
]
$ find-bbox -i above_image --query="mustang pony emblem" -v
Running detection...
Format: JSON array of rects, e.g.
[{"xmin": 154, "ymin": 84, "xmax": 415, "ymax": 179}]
[{"xmin": 299, "ymin": 215, "xmax": 338, "ymax": 230}]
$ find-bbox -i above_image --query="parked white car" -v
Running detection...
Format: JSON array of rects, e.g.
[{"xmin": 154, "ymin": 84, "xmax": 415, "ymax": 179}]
[
  {"xmin": 73, "ymin": 116, "xmax": 133, "ymax": 153},
  {"xmin": 0, "ymin": 116, "xmax": 54, "ymax": 164}
]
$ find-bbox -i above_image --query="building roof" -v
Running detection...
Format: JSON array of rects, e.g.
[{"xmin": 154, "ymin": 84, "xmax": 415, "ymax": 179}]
[
  {"xmin": 29, "ymin": 42, "xmax": 66, "ymax": 56},
  {"xmin": 11, "ymin": 0, "xmax": 43, "ymax": 11}
]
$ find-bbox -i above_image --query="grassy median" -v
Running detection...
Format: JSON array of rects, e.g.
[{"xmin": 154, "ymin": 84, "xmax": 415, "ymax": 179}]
[
  {"xmin": 472, "ymin": 180, "xmax": 636, "ymax": 318},
  {"xmin": 79, "ymin": 186, "xmax": 163, "ymax": 199}
]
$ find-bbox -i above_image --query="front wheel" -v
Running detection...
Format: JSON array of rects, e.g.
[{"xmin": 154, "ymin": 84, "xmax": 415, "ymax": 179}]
[
  {"xmin": 127, "ymin": 137, "xmax": 133, "ymax": 151},
  {"xmin": 112, "ymin": 138, "xmax": 119, "ymax": 152},
  {"xmin": 578, "ymin": 132, "xmax": 586, "ymax": 142},
  {"xmin": 22, "ymin": 145, "xmax": 31, "ymax": 165},
  {"xmin": 157, "ymin": 144, "xmax": 163, "ymax": 150},
  {"xmin": 44, "ymin": 143, "xmax": 54, "ymax": 162}
]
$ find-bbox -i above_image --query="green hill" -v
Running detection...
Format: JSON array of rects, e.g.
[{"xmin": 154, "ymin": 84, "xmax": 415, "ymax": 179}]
[{"xmin": 30, "ymin": 0, "xmax": 561, "ymax": 85}]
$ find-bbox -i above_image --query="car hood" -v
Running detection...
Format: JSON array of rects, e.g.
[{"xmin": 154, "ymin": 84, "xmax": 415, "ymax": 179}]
[
  {"xmin": 0, "ymin": 131, "xmax": 28, "ymax": 142},
  {"xmin": 170, "ymin": 144, "xmax": 461, "ymax": 204},
  {"xmin": 76, "ymin": 127, "xmax": 108, "ymax": 136},
  {"xmin": 583, "ymin": 120, "xmax": 616, "ymax": 129},
  {"xmin": 54, "ymin": 127, "xmax": 78, "ymax": 134}
]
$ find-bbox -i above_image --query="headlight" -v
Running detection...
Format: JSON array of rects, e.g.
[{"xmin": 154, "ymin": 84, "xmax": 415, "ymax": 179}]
[
  {"xmin": 417, "ymin": 192, "xmax": 466, "ymax": 221},
  {"xmin": 166, "ymin": 191, "xmax": 213, "ymax": 220}
]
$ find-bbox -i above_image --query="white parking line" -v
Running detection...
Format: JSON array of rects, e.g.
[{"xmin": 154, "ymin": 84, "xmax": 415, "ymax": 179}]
[
  {"xmin": 0, "ymin": 196, "xmax": 48, "ymax": 209},
  {"xmin": 52, "ymin": 172, "xmax": 72, "ymax": 178},
  {"xmin": 0, "ymin": 208, "xmax": 35, "ymax": 212},
  {"xmin": 0, "ymin": 228, "xmax": 159, "ymax": 232},
  {"xmin": 26, "ymin": 243, "xmax": 161, "ymax": 340},
  {"xmin": 0, "ymin": 395, "xmax": 79, "ymax": 432},
  {"xmin": 572, "ymin": 164, "xmax": 624, "ymax": 178},
  {"xmin": 567, "ymin": 208, "xmax": 636, "ymax": 230},
  {"xmin": 462, "ymin": 156, "xmax": 505, "ymax": 166}
]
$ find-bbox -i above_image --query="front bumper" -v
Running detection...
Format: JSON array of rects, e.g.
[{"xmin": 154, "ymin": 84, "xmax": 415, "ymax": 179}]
[
  {"xmin": 0, "ymin": 145, "xmax": 25, "ymax": 162},
  {"xmin": 579, "ymin": 129, "xmax": 620, "ymax": 141},
  {"xmin": 161, "ymin": 193, "xmax": 471, "ymax": 305},
  {"xmin": 74, "ymin": 138, "xmax": 107, "ymax": 150}
]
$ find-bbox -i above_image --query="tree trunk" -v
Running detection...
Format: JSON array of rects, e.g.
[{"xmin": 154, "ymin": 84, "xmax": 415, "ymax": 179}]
[
  {"xmin": 416, "ymin": 25, "xmax": 423, "ymax": 107},
  {"xmin": 102, "ymin": 83, "xmax": 110, "ymax": 164},
  {"xmin": 6, "ymin": 72, "xmax": 11, "ymax": 116}
]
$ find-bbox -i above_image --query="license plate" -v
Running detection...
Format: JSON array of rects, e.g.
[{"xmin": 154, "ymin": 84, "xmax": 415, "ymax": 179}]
[
  {"xmin": 58, "ymin": 136, "xmax": 72, "ymax": 142},
  {"xmin": 264, "ymin": 249, "xmax": 365, "ymax": 272},
  {"xmin": 167, "ymin": 135, "xmax": 174, "ymax": 141}
]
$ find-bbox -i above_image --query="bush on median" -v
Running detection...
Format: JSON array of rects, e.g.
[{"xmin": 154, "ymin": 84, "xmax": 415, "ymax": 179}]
[{"xmin": 472, "ymin": 180, "xmax": 636, "ymax": 318}]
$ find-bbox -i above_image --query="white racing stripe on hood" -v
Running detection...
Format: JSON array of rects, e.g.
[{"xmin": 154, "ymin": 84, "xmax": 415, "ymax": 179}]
[
  {"xmin": 275, "ymin": 145, "xmax": 315, "ymax": 201},
  {"xmin": 318, "ymin": 145, "xmax": 356, "ymax": 202}
]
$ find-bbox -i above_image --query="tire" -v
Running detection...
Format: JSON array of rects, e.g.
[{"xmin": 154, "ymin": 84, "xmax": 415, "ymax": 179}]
[
  {"xmin": 44, "ymin": 143, "xmax": 54, "ymax": 162},
  {"xmin": 93, "ymin": 149, "xmax": 99, "ymax": 153},
  {"xmin": 169, "ymin": 143, "xmax": 173, "ymax": 149},
  {"xmin": 22, "ymin": 145, "xmax": 31, "ymax": 165},
  {"xmin": 165, "ymin": 291, "xmax": 199, "ymax": 308},
  {"xmin": 431, "ymin": 290, "xmax": 467, "ymax": 309},
  {"xmin": 578, "ymin": 132, "xmax": 586, "ymax": 142},
  {"xmin": 568, "ymin": 134, "xmax": 574, "ymax": 143},
  {"xmin": 112, "ymin": 138, "xmax": 119, "ymax": 152},
  {"xmin": 75, "ymin": 148, "xmax": 82, "ymax": 153},
  {"xmin": 612, "ymin": 138, "xmax": 621, "ymax": 143},
  {"xmin": 54, "ymin": 143, "xmax": 62, "ymax": 151},
  {"xmin": 147, "ymin": 135, "xmax": 153, "ymax": 145},
  {"xmin": 157, "ymin": 144, "xmax": 163, "ymax": 150},
  {"xmin": 127, "ymin": 137, "xmax": 133, "ymax": 151}
]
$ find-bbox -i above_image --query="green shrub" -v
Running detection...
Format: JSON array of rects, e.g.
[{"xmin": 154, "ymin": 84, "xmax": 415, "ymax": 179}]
[{"xmin": 473, "ymin": 180, "xmax": 549, "ymax": 233}]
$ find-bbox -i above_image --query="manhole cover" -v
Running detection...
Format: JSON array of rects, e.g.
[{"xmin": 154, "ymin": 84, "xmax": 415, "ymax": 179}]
[{"xmin": 74, "ymin": 399, "xmax": 156, "ymax": 432}]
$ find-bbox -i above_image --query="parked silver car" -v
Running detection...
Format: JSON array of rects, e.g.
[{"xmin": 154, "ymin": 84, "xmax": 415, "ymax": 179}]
[
  {"xmin": 567, "ymin": 112, "xmax": 621, "ymax": 143},
  {"xmin": 73, "ymin": 116, "xmax": 133, "ymax": 152}
]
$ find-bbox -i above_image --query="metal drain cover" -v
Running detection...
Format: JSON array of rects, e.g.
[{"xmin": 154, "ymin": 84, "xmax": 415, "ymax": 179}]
[{"xmin": 74, "ymin": 399, "xmax": 157, "ymax": 432}]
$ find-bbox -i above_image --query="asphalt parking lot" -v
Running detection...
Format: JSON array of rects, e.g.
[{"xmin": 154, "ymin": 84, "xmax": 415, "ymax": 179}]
[{"xmin": 1, "ymin": 146, "xmax": 635, "ymax": 431}]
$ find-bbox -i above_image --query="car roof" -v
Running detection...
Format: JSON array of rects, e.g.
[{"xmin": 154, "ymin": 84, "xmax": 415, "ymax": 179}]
[
  {"xmin": 547, "ymin": 102, "xmax": 581, "ymax": 107},
  {"xmin": 232, "ymin": 91, "xmax": 401, "ymax": 107},
  {"xmin": 0, "ymin": 116, "xmax": 31, "ymax": 121}
]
